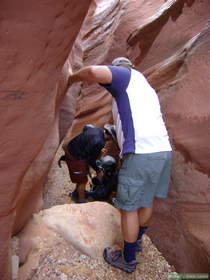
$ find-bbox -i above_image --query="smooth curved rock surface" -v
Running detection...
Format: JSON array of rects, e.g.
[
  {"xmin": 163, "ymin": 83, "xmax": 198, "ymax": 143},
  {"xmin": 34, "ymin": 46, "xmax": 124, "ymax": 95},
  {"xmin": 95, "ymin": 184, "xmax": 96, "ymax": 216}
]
[
  {"xmin": 41, "ymin": 202, "xmax": 122, "ymax": 257},
  {"xmin": 0, "ymin": 1, "xmax": 91, "ymax": 279},
  {"xmin": 147, "ymin": 23, "xmax": 210, "ymax": 273}
]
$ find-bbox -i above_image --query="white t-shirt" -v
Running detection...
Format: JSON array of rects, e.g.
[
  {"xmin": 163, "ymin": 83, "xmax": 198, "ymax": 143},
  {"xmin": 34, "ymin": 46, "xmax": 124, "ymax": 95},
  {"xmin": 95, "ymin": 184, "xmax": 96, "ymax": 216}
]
[{"xmin": 101, "ymin": 66, "xmax": 172, "ymax": 155}]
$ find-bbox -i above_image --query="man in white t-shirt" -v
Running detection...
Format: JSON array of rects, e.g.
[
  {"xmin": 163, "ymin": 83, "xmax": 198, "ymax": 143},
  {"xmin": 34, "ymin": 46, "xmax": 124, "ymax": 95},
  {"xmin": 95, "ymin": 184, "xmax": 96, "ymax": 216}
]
[{"xmin": 67, "ymin": 57, "xmax": 172, "ymax": 273}]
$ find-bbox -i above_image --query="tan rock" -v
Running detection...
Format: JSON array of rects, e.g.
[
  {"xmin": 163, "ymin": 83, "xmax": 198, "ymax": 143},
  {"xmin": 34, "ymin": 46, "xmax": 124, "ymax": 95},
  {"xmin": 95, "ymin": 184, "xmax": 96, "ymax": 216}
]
[
  {"xmin": 17, "ymin": 201, "xmax": 175, "ymax": 280},
  {"xmin": 41, "ymin": 202, "xmax": 122, "ymax": 258}
]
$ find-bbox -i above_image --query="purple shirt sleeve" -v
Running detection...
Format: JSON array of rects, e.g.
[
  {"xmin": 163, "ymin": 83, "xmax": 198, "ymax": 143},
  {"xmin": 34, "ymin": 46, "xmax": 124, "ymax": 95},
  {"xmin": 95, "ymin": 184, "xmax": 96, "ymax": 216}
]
[{"xmin": 100, "ymin": 66, "xmax": 131, "ymax": 96}]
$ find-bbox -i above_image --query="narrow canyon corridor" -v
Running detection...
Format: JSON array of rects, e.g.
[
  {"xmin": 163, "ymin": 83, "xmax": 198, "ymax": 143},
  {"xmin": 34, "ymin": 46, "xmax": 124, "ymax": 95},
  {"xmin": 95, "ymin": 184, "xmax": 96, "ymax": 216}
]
[{"xmin": 0, "ymin": 1, "xmax": 209, "ymax": 279}]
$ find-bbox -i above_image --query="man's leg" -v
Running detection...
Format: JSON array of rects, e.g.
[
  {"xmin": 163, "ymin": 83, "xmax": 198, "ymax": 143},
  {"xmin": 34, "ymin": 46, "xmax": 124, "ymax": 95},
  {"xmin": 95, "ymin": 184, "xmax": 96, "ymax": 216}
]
[
  {"xmin": 103, "ymin": 208, "xmax": 139, "ymax": 273},
  {"xmin": 121, "ymin": 209, "xmax": 139, "ymax": 242},
  {"xmin": 66, "ymin": 152, "xmax": 89, "ymax": 202},
  {"xmin": 120, "ymin": 206, "xmax": 153, "ymax": 242},
  {"xmin": 138, "ymin": 205, "xmax": 153, "ymax": 226},
  {"xmin": 136, "ymin": 205, "xmax": 153, "ymax": 251},
  {"xmin": 120, "ymin": 209, "xmax": 139, "ymax": 263},
  {"xmin": 77, "ymin": 182, "xmax": 87, "ymax": 201}
]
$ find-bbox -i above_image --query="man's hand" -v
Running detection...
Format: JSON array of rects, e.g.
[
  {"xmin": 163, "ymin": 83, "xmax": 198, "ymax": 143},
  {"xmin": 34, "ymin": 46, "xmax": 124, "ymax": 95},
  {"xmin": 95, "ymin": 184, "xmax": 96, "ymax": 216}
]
[{"xmin": 67, "ymin": 66, "xmax": 112, "ymax": 86}]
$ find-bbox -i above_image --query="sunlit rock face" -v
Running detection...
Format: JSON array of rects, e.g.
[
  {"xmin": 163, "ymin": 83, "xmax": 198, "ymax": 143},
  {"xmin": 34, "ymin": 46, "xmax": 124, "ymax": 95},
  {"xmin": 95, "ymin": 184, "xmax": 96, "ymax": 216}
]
[
  {"xmin": 63, "ymin": 0, "xmax": 210, "ymax": 274},
  {"xmin": 127, "ymin": 0, "xmax": 209, "ymax": 71},
  {"xmin": 0, "ymin": 1, "xmax": 91, "ymax": 279}
]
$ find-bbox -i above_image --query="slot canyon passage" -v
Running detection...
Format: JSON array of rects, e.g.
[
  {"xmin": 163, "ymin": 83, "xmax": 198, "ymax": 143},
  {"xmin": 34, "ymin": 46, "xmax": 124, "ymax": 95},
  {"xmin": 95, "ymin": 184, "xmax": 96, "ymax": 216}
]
[{"xmin": 0, "ymin": 0, "xmax": 210, "ymax": 279}]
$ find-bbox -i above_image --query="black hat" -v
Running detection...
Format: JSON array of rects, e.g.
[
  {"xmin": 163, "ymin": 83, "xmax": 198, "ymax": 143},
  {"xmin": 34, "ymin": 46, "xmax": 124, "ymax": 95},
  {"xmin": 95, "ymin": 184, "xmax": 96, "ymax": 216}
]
[{"xmin": 104, "ymin": 124, "xmax": 117, "ymax": 142}]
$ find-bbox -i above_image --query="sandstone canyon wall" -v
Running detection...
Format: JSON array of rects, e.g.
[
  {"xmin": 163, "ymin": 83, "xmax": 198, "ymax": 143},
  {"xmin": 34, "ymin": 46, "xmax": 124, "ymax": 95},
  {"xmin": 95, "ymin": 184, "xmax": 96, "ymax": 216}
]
[
  {"xmin": 127, "ymin": 0, "xmax": 210, "ymax": 273},
  {"xmin": 0, "ymin": 1, "xmax": 91, "ymax": 279}
]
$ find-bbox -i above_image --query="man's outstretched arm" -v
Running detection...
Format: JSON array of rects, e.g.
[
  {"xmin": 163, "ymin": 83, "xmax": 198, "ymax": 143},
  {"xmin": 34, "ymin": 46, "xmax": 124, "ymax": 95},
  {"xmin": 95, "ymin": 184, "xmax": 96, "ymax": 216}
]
[{"xmin": 68, "ymin": 66, "xmax": 112, "ymax": 86}]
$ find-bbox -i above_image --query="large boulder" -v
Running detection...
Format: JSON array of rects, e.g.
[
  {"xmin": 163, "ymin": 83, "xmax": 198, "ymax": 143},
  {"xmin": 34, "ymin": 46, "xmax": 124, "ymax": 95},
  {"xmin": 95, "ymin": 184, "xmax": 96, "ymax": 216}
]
[
  {"xmin": 41, "ymin": 202, "xmax": 122, "ymax": 257},
  {"xmin": 18, "ymin": 202, "xmax": 175, "ymax": 279}
]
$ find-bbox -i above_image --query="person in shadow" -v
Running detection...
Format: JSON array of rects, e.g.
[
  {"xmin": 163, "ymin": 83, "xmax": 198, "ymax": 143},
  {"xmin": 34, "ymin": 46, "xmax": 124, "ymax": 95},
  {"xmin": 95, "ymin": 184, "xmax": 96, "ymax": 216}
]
[{"xmin": 58, "ymin": 123, "xmax": 117, "ymax": 203}]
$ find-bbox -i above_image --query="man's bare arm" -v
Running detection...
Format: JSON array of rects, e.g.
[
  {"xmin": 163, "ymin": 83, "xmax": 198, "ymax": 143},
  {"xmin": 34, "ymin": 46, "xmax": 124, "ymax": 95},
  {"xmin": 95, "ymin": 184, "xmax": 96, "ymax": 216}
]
[{"xmin": 68, "ymin": 66, "xmax": 112, "ymax": 86}]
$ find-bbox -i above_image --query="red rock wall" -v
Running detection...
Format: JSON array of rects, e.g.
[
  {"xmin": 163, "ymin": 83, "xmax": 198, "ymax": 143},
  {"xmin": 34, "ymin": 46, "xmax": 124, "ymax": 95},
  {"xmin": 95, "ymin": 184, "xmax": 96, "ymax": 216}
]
[
  {"xmin": 127, "ymin": 0, "xmax": 210, "ymax": 272},
  {"xmin": 63, "ymin": 0, "xmax": 210, "ymax": 274},
  {"xmin": 0, "ymin": 1, "xmax": 91, "ymax": 279},
  {"xmin": 146, "ymin": 22, "xmax": 210, "ymax": 273}
]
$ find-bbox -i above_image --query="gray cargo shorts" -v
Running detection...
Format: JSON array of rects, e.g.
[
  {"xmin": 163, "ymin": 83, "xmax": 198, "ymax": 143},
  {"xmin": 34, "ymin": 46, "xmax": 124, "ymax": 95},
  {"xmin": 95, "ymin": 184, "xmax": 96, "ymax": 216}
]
[{"xmin": 114, "ymin": 151, "xmax": 172, "ymax": 211}]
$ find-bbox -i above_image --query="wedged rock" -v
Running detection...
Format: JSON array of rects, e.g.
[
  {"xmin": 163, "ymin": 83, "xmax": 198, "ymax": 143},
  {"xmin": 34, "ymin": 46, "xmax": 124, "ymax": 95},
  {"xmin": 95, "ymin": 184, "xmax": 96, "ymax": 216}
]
[
  {"xmin": 41, "ymin": 202, "xmax": 122, "ymax": 258},
  {"xmin": 17, "ymin": 202, "xmax": 121, "ymax": 278},
  {"xmin": 17, "ymin": 201, "xmax": 175, "ymax": 280}
]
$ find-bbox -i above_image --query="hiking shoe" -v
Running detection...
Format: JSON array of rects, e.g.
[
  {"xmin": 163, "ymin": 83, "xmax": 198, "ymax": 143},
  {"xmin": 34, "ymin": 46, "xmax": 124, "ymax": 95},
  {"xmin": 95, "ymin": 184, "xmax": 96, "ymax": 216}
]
[
  {"xmin": 135, "ymin": 239, "xmax": 142, "ymax": 252},
  {"xmin": 103, "ymin": 247, "xmax": 138, "ymax": 273}
]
